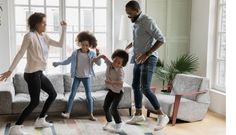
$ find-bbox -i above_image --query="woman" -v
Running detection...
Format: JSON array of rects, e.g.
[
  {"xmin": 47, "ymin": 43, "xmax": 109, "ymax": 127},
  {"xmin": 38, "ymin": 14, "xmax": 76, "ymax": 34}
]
[{"xmin": 0, "ymin": 12, "xmax": 67, "ymax": 135}]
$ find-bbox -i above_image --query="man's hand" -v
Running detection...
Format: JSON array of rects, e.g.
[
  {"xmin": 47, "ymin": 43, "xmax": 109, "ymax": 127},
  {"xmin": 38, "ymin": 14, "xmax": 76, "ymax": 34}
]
[
  {"xmin": 135, "ymin": 53, "xmax": 149, "ymax": 64},
  {"xmin": 0, "ymin": 71, "xmax": 12, "ymax": 81}
]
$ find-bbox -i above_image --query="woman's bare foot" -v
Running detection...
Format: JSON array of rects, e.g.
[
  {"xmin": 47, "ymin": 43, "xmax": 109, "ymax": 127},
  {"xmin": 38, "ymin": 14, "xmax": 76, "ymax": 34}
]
[{"xmin": 89, "ymin": 114, "xmax": 97, "ymax": 121}]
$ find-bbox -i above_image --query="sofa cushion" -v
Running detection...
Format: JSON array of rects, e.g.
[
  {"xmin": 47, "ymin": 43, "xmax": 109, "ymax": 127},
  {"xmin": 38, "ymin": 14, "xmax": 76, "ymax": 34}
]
[
  {"xmin": 12, "ymin": 93, "xmax": 66, "ymax": 114},
  {"xmin": 63, "ymin": 71, "xmax": 107, "ymax": 92},
  {"xmin": 13, "ymin": 74, "xmax": 64, "ymax": 94},
  {"xmin": 13, "ymin": 74, "xmax": 28, "ymax": 94}
]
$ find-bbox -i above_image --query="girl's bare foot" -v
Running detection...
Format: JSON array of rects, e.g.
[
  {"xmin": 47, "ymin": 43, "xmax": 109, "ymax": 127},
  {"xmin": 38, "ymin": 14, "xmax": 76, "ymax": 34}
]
[
  {"xmin": 89, "ymin": 114, "xmax": 97, "ymax": 121},
  {"xmin": 61, "ymin": 112, "xmax": 70, "ymax": 119}
]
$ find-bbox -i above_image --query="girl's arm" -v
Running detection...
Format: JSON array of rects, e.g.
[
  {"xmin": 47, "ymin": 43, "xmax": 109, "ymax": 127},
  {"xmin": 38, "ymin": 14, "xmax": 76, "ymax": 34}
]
[
  {"xmin": 47, "ymin": 21, "xmax": 67, "ymax": 48},
  {"xmin": 53, "ymin": 55, "xmax": 72, "ymax": 67},
  {"xmin": 93, "ymin": 54, "xmax": 111, "ymax": 64}
]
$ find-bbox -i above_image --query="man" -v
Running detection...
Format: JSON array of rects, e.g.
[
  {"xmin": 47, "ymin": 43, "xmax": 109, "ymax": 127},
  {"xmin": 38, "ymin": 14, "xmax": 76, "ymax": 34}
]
[{"xmin": 125, "ymin": 0, "xmax": 169, "ymax": 131}]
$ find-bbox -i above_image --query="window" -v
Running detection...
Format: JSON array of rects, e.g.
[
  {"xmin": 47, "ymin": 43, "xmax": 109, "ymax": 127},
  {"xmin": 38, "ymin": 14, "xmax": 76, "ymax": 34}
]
[
  {"xmin": 13, "ymin": 0, "xmax": 111, "ymax": 73},
  {"xmin": 214, "ymin": 0, "xmax": 226, "ymax": 91}
]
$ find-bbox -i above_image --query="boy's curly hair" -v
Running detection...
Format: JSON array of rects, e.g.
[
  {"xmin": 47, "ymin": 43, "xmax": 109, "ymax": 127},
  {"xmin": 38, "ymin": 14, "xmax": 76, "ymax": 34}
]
[
  {"xmin": 76, "ymin": 31, "xmax": 97, "ymax": 48},
  {"xmin": 111, "ymin": 49, "xmax": 129, "ymax": 67}
]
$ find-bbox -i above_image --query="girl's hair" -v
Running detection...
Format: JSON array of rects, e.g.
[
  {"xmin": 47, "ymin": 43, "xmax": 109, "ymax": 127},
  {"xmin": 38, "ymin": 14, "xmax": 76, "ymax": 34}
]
[
  {"xmin": 76, "ymin": 31, "xmax": 97, "ymax": 48},
  {"xmin": 28, "ymin": 12, "xmax": 46, "ymax": 31},
  {"xmin": 111, "ymin": 49, "xmax": 129, "ymax": 67}
]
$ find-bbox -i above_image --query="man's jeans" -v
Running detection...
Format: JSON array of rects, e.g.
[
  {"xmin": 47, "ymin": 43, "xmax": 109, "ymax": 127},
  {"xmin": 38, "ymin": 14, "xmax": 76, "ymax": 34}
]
[{"xmin": 132, "ymin": 55, "xmax": 160, "ymax": 110}]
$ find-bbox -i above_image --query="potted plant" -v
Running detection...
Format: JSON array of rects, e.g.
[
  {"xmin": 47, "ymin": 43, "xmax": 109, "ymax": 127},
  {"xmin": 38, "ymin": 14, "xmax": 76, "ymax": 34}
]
[{"xmin": 155, "ymin": 54, "xmax": 199, "ymax": 93}]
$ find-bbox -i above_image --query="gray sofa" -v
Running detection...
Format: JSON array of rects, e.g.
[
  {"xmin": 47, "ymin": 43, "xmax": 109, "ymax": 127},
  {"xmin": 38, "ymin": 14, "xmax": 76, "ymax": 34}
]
[{"xmin": 0, "ymin": 72, "xmax": 132, "ymax": 115}]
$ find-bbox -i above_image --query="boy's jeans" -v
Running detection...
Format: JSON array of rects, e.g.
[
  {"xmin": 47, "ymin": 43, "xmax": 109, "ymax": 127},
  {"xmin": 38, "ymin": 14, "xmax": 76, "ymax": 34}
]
[
  {"xmin": 67, "ymin": 77, "xmax": 93, "ymax": 113},
  {"xmin": 132, "ymin": 55, "xmax": 160, "ymax": 110}
]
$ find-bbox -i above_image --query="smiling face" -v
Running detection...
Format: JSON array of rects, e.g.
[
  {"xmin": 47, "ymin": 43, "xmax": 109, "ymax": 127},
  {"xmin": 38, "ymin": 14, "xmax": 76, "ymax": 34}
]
[
  {"xmin": 78, "ymin": 40, "xmax": 90, "ymax": 52},
  {"xmin": 36, "ymin": 17, "xmax": 47, "ymax": 33},
  {"xmin": 125, "ymin": 7, "xmax": 140, "ymax": 22},
  {"xmin": 112, "ymin": 57, "xmax": 123, "ymax": 68}
]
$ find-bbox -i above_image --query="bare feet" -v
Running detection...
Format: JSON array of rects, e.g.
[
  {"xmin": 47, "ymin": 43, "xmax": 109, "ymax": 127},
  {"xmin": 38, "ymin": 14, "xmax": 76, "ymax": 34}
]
[
  {"xmin": 61, "ymin": 112, "xmax": 70, "ymax": 119},
  {"xmin": 89, "ymin": 114, "xmax": 97, "ymax": 121}
]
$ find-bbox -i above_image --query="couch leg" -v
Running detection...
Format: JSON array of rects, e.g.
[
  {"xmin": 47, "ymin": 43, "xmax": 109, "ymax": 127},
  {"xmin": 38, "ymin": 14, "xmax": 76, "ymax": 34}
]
[
  {"xmin": 147, "ymin": 110, "xmax": 150, "ymax": 117},
  {"xmin": 129, "ymin": 108, "xmax": 132, "ymax": 116}
]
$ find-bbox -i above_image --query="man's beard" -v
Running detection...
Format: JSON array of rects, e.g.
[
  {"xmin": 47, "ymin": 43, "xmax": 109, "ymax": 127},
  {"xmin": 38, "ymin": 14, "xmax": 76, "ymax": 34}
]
[{"xmin": 130, "ymin": 13, "xmax": 141, "ymax": 23}]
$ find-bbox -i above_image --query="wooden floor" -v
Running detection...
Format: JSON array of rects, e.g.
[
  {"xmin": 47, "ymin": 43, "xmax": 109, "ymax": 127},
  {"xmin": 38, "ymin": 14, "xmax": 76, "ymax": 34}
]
[
  {"xmin": 0, "ymin": 109, "xmax": 225, "ymax": 135},
  {"xmin": 151, "ymin": 111, "xmax": 225, "ymax": 135}
]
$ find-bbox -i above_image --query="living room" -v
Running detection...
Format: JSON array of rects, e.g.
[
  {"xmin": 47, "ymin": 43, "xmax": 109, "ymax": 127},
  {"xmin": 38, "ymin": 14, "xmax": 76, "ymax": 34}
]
[{"xmin": 0, "ymin": 0, "xmax": 233, "ymax": 135}]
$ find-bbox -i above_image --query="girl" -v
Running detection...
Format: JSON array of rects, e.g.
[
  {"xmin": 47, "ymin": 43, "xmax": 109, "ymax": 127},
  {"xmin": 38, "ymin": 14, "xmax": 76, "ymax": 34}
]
[{"xmin": 53, "ymin": 31, "xmax": 101, "ymax": 121}]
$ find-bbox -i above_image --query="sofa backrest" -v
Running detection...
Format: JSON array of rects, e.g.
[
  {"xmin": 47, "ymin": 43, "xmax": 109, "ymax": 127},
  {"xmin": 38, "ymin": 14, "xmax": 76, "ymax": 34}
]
[
  {"xmin": 63, "ymin": 71, "xmax": 107, "ymax": 92},
  {"xmin": 13, "ymin": 73, "xmax": 64, "ymax": 94}
]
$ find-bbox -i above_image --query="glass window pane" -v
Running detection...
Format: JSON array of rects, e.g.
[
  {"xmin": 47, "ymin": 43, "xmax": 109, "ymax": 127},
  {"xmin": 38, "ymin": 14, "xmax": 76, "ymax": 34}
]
[
  {"xmin": 46, "ymin": 58, "xmax": 62, "ymax": 74},
  {"xmin": 17, "ymin": 58, "xmax": 27, "ymax": 73},
  {"xmin": 31, "ymin": 7, "xmax": 44, "ymax": 13},
  {"xmin": 66, "ymin": 8, "xmax": 79, "ymax": 32},
  {"xmin": 66, "ymin": 33, "xmax": 76, "ymax": 57},
  {"xmin": 46, "ymin": 8, "xmax": 60, "ymax": 32},
  {"xmin": 46, "ymin": 33, "xmax": 61, "ymax": 57},
  {"xmin": 95, "ymin": 0, "xmax": 107, "ymax": 7},
  {"xmin": 216, "ymin": 61, "xmax": 226, "ymax": 89},
  {"xmin": 80, "ymin": 0, "xmax": 93, "ymax": 7},
  {"xmin": 16, "ymin": 33, "xmax": 24, "ymax": 47},
  {"xmin": 15, "ymin": 7, "xmax": 30, "ymax": 31},
  {"xmin": 46, "ymin": 0, "xmax": 59, "ymax": 6},
  {"xmin": 66, "ymin": 0, "xmax": 78, "ymax": 7},
  {"xmin": 220, "ymin": 33, "xmax": 226, "ymax": 59},
  {"xmin": 95, "ymin": 9, "xmax": 106, "ymax": 32},
  {"xmin": 15, "ymin": 0, "xmax": 28, "ymax": 5},
  {"xmin": 95, "ymin": 33, "xmax": 106, "ymax": 54},
  {"xmin": 221, "ymin": 6, "xmax": 226, "ymax": 32},
  {"xmin": 80, "ymin": 9, "xmax": 93, "ymax": 31},
  {"xmin": 30, "ymin": 0, "xmax": 44, "ymax": 6},
  {"xmin": 16, "ymin": 33, "xmax": 26, "ymax": 54}
]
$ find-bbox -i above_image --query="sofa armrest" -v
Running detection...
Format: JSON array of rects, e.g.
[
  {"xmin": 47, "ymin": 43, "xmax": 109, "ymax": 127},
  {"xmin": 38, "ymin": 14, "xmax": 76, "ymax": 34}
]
[
  {"xmin": 174, "ymin": 90, "xmax": 208, "ymax": 96},
  {"xmin": 0, "ymin": 82, "xmax": 15, "ymax": 114}
]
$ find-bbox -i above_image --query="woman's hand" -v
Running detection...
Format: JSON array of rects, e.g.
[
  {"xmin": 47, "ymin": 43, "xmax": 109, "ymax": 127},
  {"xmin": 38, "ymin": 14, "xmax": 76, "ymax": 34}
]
[
  {"xmin": 0, "ymin": 71, "xmax": 12, "ymax": 81},
  {"xmin": 60, "ymin": 20, "xmax": 67, "ymax": 26}
]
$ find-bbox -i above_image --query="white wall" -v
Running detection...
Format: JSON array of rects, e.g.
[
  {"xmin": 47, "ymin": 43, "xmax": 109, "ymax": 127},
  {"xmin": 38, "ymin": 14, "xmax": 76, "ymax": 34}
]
[
  {"xmin": 190, "ymin": 0, "xmax": 226, "ymax": 116},
  {"xmin": 112, "ymin": 0, "xmax": 145, "ymax": 85},
  {"xmin": 0, "ymin": 0, "xmax": 11, "ymax": 73}
]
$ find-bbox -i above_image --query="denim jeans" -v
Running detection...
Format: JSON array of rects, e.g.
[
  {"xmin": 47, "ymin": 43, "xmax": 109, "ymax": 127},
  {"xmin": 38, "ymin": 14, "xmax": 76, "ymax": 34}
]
[
  {"xmin": 132, "ymin": 55, "xmax": 160, "ymax": 110},
  {"xmin": 66, "ymin": 77, "xmax": 93, "ymax": 113}
]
